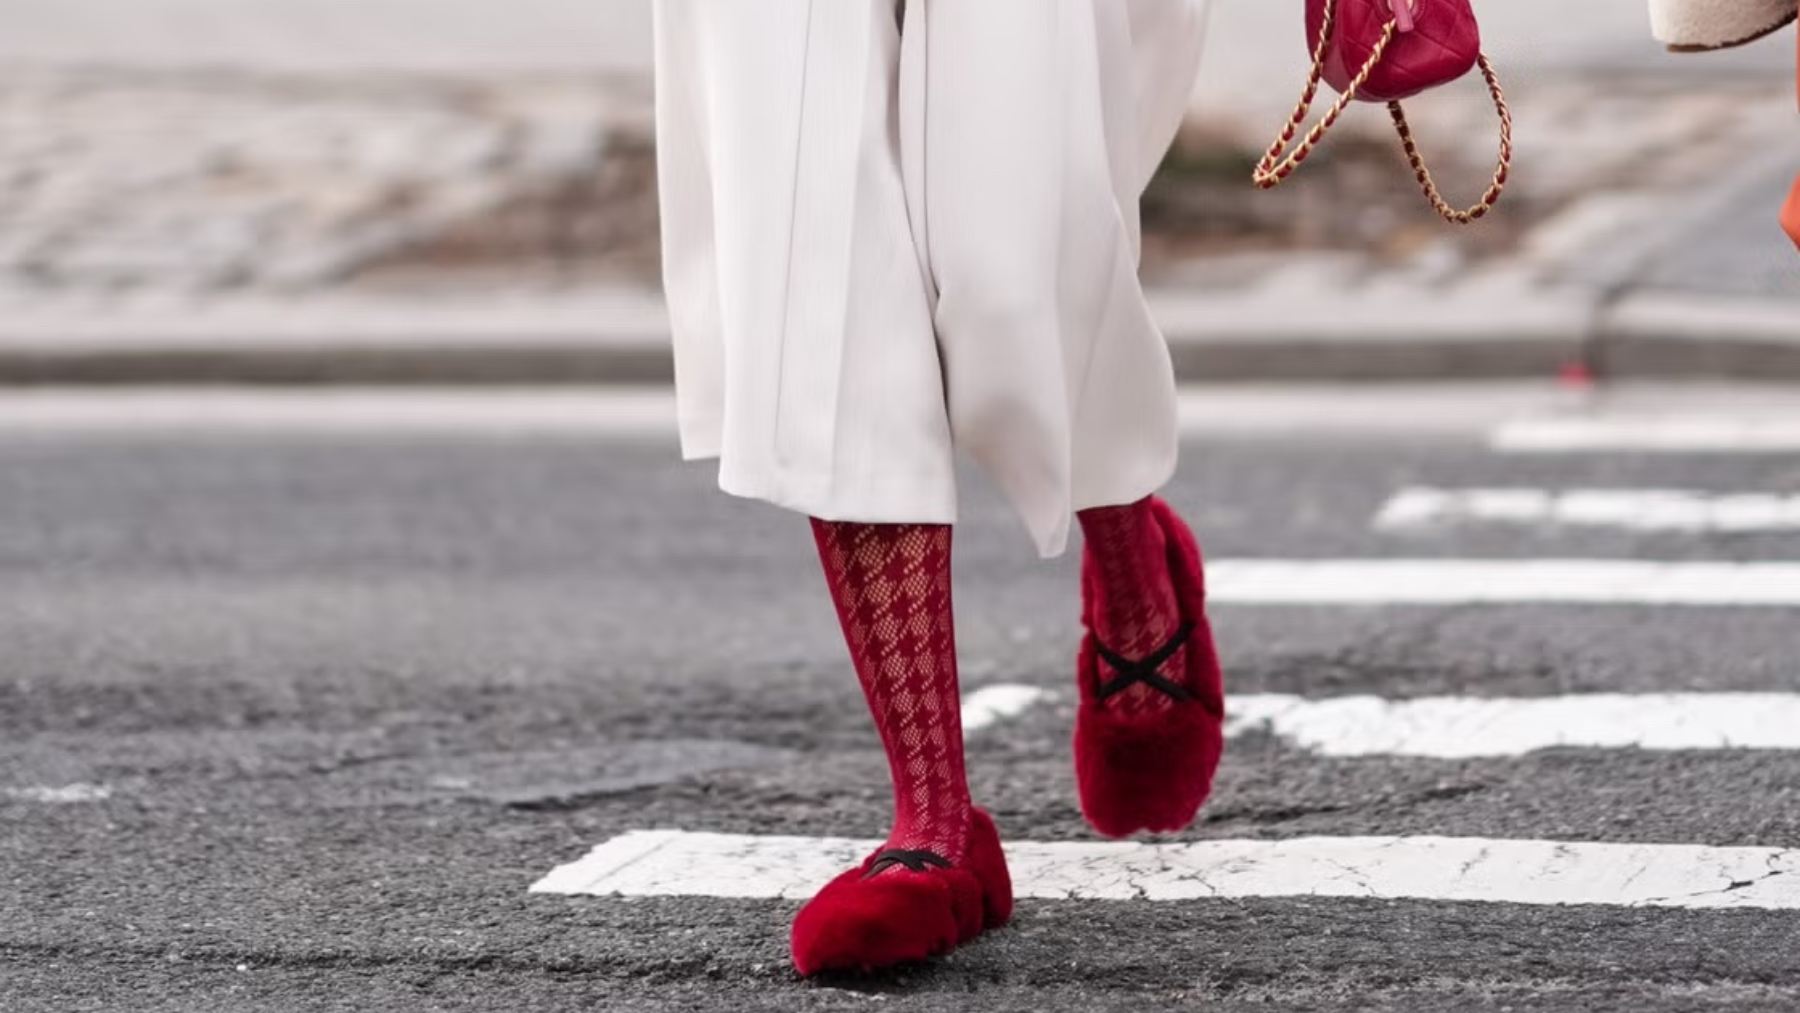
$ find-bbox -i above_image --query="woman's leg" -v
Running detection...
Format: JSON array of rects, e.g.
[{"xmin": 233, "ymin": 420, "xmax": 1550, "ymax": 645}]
[
  {"xmin": 907, "ymin": 0, "xmax": 1221, "ymax": 836},
  {"xmin": 1071, "ymin": 493, "xmax": 1226, "ymax": 838},
  {"xmin": 809, "ymin": 518, "xmax": 970, "ymax": 867},
  {"xmin": 791, "ymin": 517, "xmax": 1012, "ymax": 975},
  {"xmin": 1075, "ymin": 498, "xmax": 1187, "ymax": 717}
]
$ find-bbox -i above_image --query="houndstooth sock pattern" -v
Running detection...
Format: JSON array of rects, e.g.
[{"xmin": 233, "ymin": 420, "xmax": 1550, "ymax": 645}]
[
  {"xmin": 811, "ymin": 518, "xmax": 971, "ymax": 873},
  {"xmin": 1077, "ymin": 498, "xmax": 1186, "ymax": 717}
]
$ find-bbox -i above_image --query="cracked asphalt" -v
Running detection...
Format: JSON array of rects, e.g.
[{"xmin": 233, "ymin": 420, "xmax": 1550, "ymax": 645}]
[{"xmin": 4, "ymin": 397, "xmax": 1800, "ymax": 1011}]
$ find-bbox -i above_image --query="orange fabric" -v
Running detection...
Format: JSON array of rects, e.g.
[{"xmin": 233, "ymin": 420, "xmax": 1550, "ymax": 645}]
[
  {"xmin": 1784, "ymin": 174, "xmax": 1800, "ymax": 250},
  {"xmin": 1788, "ymin": 29, "xmax": 1800, "ymax": 250}
]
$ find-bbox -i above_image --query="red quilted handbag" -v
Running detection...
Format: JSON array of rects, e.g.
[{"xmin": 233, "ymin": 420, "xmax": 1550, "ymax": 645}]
[{"xmin": 1254, "ymin": 0, "xmax": 1513, "ymax": 224}]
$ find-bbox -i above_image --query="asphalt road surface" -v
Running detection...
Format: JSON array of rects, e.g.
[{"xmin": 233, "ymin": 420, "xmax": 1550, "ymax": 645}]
[{"xmin": 4, "ymin": 385, "xmax": 1800, "ymax": 1012}]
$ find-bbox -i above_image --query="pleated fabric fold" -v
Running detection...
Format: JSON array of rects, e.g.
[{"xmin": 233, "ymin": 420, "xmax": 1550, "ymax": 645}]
[{"xmin": 654, "ymin": 0, "xmax": 1208, "ymax": 556}]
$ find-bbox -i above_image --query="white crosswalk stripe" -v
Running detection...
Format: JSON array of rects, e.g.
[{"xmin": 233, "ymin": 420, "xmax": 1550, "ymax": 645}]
[
  {"xmin": 966, "ymin": 687, "xmax": 1800, "ymax": 757},
  {"xmin": 532, "ymin": 831, "xmax": 1800, "ymax": 910},
  {"xmin": 526, "ymin": 397, "xmax": 1800, "ymax": 947},
  {"xmin": 1207, "ymin": 559, "xmax": 1800, "ymax": 606},
  {"xmin": 1373, "ymin": 487, "xmax": 1800, "ymax": 533},
  {"xmin": 1227, "ymin": 692, "xmax": 1800, "ymax": 757},
  {"xmin": 1492, "ymin": 417, "xmax": 1800, "ymax": 453},
  {"xmin": 961, "ymin": 684, "xmax": 1052, "ymax": 733}
]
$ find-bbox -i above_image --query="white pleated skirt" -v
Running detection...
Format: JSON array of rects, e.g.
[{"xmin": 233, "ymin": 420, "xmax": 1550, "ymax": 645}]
[{"xmin": 653, "ymin": 0, "xmax": 1208, "ymax": 557}]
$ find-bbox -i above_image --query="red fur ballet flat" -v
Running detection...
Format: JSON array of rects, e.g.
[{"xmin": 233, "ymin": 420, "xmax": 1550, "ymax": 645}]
[
  {"xmin": 1074, "ymin": 496, "xmax": 1226, "ymax": 838},
  {"xmin": 790, "ymin": 807, "xmax": 1012, "ymax": 976}
]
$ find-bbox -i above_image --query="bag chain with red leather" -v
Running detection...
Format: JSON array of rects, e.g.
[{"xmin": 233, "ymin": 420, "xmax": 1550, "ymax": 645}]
[{"xmin": 1255, "ymin": 0, "xmax": 1513, "ymax": 225}]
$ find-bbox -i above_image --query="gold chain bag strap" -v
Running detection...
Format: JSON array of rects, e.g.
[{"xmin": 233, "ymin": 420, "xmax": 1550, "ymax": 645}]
[{"xmin": 1252, "ymin": 0, "xmax": 1514, "ymax": 225}]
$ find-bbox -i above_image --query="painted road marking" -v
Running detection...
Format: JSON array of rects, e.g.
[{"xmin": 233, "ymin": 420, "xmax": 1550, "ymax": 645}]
[
  {"xmin": 1206, "ymin": 560, "xmax": 1800, "ymax": 606},
  {"xmin": 1374, "ymin": 487, "xmax": 1800, "ymax": 533},
  {"xmin": 531, "ymin": 832, "xmax": 1800, "ymax": 910},
  {"xmin": 1493, "ymin": 417, "xmax": 1800, "ymax": 453},
  {"xmin": 962, "ymin": 684, "xmax": 1051, "ymax": 733},
  {"xmin": 965, "ymin": 688, "xmax": 1800, "ymax": 756},
  {"xmin": 2, "ymin": 783, "xmax": 111, "ymax": 803},
  {"xmin": 1227, "ymin": 693, "xmax": 1800, "ymax": 757}
]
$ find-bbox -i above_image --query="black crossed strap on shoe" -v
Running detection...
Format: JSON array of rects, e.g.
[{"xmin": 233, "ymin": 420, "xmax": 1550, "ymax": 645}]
[
  {"xmin": 863, "ymin": 848, "xmax": 952, "ymax": 879},
  {"xmin": 1092, "ymin": 621, "xmax": 1197, "ymax": 703}
]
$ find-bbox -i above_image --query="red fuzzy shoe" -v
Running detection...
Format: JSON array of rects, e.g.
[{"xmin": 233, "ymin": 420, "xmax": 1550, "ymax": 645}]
[
  {"xmin": 790, "ymin": 807, "xmax": 1012, "ymax": 976},
  {"xmin": 1074, "ymin": 496, "xmax": 1226, "ymax": 838}
]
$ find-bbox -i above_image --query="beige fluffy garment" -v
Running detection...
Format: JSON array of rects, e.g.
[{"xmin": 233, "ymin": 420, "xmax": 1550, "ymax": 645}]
[{"xmin": 1649, "ymin": 0, "xmax": 1797, "ymax": 50}]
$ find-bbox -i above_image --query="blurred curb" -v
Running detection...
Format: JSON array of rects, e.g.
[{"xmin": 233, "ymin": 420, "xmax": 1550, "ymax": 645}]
[
  {"xmin": 0, "ymin": 281, "xmax": 1792, "ymax": 386},
  {"xmin": 1597, "ymin": 292, "xmax": 1800, "ymax": 380},
  {"xmin": 0, "ymin": 291, "xmax": 672, "ymax": 386}
]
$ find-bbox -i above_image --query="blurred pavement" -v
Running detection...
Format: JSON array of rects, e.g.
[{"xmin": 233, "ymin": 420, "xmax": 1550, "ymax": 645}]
[
  {"xmin": 0, "ymin": 0, "xmax": 654, "ymax": 75},
  {"xmin": 0, "ymin": 0, "xmax": 1794, "ymax": 383},
  {"xmin": 6, "ymin": 382, "xmax": 1800, "ymax": 1010},
  {"xmin": 5, "ymin": 0, "xmax": 1790, "ymax": 84}
]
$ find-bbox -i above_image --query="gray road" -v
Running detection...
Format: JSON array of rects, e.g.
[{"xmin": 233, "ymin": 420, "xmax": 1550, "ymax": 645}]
[{"xmin": 3, "ymin": 390, "xmax": 1800, "ymax": 1011}]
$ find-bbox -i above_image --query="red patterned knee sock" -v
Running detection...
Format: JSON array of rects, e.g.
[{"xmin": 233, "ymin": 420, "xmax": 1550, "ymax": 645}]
[
  {"xmin": 811, "ymin": 519, "xmax": 971, "ymax": 871},
  {"xmin": 1076, "ymin": 497, "xmax": 1186, "ymax": 716}
]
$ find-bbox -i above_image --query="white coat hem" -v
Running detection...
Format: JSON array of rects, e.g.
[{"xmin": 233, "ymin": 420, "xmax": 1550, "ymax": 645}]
[
  {"xmin": 709, "ymin": 455, "xmax": 959, "ymax": 529},
  {"xmin": 693, "ymin": 436, "xmax": 1172, "ymax": 556},
  {"xmin": 654, "ymin": 0, "xmax": 1207, "ymax": 557}
]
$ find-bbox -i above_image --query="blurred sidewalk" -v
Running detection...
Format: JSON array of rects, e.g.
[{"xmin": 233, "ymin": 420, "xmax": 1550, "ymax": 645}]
[
  {"xmin": 0, "ymin": 0, "xmax": 1794, "ymax": 383},
  {"xmin": 6, "ymin": 1, "xmax": 1789, "ymax": 84},
  {"xmin": 0, "ymin": 0, "xmax": 653, "ymax": 76}
]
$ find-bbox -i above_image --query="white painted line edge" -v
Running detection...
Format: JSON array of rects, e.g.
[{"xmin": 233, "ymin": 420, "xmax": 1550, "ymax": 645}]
[
  {"xmin": 1207, "ymin": 560, "xmax": 1800, "ymax": 606},
  {"xmin": 528, "ymin": 829, "xmax": 684, "ymax": 897},
  {"xmin": 1492, "ymin": 417, "xmax": 1800, "ymax": 453},
  {"xmin": 1227, "ymin": 692, "xmax": 1800, "ymax": 757},
  {"xmin": 2, "ymin": 783, "xmax": 112, "ymax": 803},
  {"xmin": 959, "ymin": 687, "xmax": 1800, "ymax": 757},
  {"xmin": 1374, "ymin": 487, "xmax": 1800, "ymax": 533},
  {"xmin": 962, "ymin": 684, "xmax": 1051, "ymax": 734},
  {"xmin": 955, "ymin": 688, "xmax": 1800, "ymax": 757},
  {"xmin": 531, "ymin": 832, "xmax": 1800, "ymax": 910}
]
